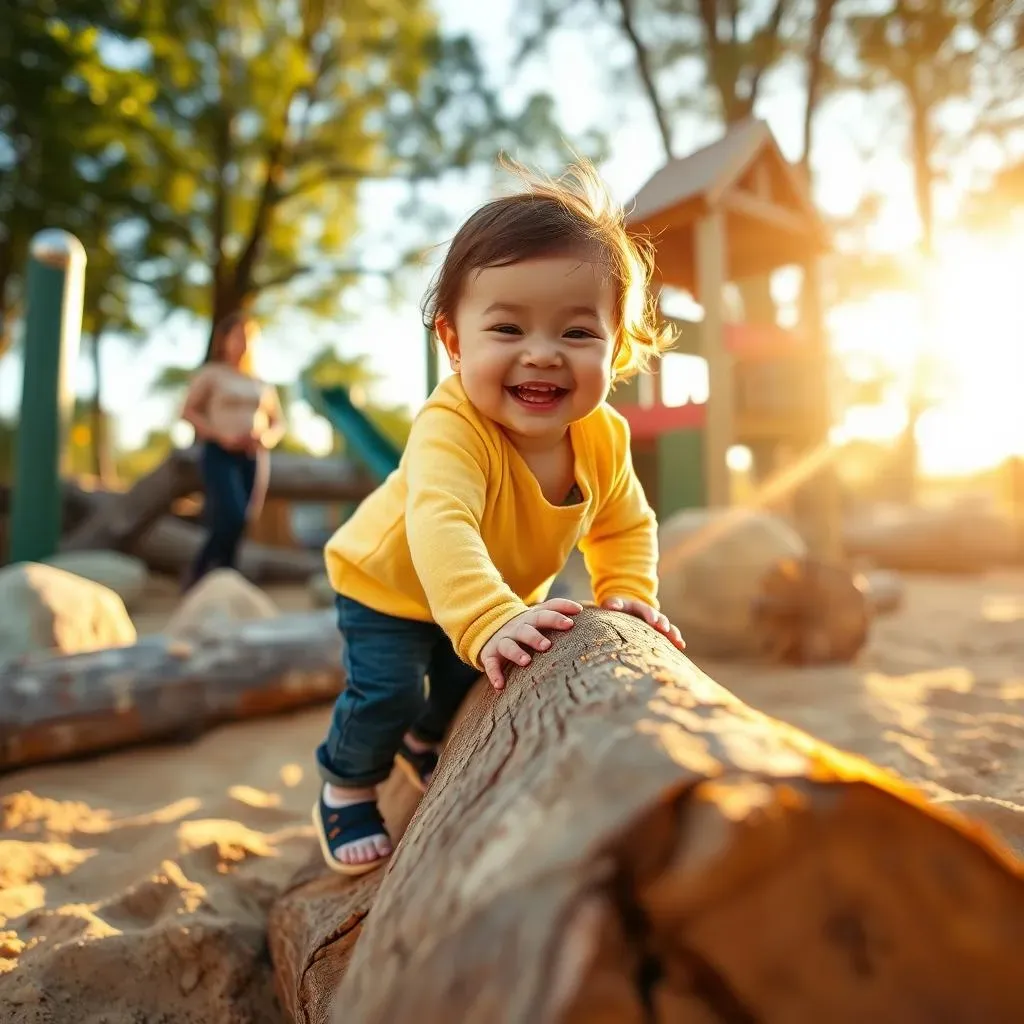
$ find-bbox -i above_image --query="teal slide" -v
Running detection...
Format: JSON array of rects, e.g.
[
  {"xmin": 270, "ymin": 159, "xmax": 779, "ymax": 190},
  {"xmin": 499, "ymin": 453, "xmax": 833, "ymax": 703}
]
[{"xmin": 305, "ymin": 383, "xmax": 402, "ymax": 483}]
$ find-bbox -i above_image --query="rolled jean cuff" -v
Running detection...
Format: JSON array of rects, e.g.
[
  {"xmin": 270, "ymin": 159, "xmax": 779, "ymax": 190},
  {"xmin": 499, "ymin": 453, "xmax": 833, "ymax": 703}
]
[{"xmin": 315, "ymin": 747, "xmax": 393, "ymax": 789}]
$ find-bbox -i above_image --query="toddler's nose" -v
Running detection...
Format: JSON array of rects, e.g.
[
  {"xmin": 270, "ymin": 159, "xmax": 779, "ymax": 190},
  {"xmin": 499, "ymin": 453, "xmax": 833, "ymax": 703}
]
[{"xmin": 521, "ymin": 341, "xmax": 562, "ymax": 367}]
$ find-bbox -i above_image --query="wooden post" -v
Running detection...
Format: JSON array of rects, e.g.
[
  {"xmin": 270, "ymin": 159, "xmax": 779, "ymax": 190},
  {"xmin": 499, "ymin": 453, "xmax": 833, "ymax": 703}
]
[
  {"xmin": 317, "ymin": 609, "xmax": 1024, "ymax": 1024},
  {"xmin": 9, "ymin": 230, "xmax": 86, "ymax": 563},
  {"xmin": 799, "ymin": 257, "xmax": 842, "ymax": 561},
  {"xmin": 695, "ymin": 210, "xmax": 732, "ymax": 508}
]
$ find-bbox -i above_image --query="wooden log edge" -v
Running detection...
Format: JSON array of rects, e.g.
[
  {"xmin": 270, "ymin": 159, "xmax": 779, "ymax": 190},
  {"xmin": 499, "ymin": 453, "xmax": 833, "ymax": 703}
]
[{"xmin": 0, "ymin": 611, "xmax": 342, "ymax": 772}]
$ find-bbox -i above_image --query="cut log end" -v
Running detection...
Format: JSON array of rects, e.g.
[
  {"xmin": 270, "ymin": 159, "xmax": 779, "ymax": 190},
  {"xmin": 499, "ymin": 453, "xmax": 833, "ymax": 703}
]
[
  {"xmin": 752, "ymin": 557, "xmax": 871, "ymax": 664},
  {"xmin": 563, "ymin": 776, "xmax": 1024, "ymax": 1023}
]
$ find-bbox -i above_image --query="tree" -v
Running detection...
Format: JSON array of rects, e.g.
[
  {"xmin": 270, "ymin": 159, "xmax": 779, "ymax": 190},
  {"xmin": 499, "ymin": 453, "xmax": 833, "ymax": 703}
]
[
  {"xmin": 841, "ymin": 0, "xmax": 1014, "ymax": 497},
  {"xmin": 132, "ymin": 0, "xmax": 574, "ymax": 348},
  {"xmin": 845, "ymin": 0, "xmax": 1008, "ymax": 257},
  {"xmin": 0, "ymin": 0, "xmax": 159, "ymax": 351}
]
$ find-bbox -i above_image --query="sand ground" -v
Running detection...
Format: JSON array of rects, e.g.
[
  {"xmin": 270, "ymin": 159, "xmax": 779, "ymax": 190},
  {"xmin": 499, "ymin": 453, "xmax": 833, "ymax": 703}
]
[{"xmin": 1, "ymin": 571, "xmax": 1022, "ymax": 1022}]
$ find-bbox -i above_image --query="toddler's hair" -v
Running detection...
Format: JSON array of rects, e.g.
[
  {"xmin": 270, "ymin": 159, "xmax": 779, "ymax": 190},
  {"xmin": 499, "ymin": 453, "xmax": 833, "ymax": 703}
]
[{"xmin": 422, "ymin": 156, "xmax": 674, "ymax": 380}]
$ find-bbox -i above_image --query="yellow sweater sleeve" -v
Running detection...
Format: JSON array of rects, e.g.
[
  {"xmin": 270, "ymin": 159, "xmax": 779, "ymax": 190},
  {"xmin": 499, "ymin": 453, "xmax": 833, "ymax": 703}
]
[
  {"xmin": 405, "ymin": 407, "xmax": 530, "ymax": 668},
  {"xmin": 578, "ymin": 415, "xmax": 659, "ymax": 609}
]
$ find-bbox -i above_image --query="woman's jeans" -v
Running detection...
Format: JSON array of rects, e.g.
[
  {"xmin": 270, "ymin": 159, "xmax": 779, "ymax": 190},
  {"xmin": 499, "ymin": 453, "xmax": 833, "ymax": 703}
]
[
  {"xmin": 187, "ymin": 441, "xmax": 258, "ymax": 587},
  {"xmin": 316, "ymin": 595, "xmax": 480, "ymax": 788}
]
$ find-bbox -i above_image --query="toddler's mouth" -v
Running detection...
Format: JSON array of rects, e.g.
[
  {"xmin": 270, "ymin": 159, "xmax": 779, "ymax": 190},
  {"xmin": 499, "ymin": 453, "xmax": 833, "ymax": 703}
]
[{"xmin": 506, "ymin": 383, "xmax": 570, "ymax": 408}]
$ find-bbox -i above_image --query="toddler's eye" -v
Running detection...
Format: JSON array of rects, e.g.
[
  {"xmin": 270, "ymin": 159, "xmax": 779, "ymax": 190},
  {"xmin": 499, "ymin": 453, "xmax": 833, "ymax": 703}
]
[
  {"xmin": 489, "ymin": 324, "xmax": 522, "ymax": 335},
  {"xmin": 564, "ymin": 328, "xmax": 598, "ymax": 340}
]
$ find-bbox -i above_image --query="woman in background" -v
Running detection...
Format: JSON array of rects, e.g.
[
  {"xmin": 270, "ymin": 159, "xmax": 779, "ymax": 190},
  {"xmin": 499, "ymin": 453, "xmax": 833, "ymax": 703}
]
[{"xmin": 180, "ymin": 312, "xmax": 285, "ymax": 589}]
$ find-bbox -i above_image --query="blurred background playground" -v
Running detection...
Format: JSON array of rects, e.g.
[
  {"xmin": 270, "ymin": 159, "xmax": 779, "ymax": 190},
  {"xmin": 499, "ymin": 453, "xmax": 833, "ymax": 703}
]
[
  {"xmin": 2, "ymin": 0, "xmax": 1023, "ymax": 571},
  {"xmin": 2, "ymin": 3, "xmax": 1024, "ymax": 1022}
]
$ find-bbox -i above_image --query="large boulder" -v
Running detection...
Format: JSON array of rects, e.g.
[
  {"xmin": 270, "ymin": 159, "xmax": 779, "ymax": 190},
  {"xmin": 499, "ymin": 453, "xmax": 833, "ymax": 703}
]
[
  {"xmin": 44, "ymin": 550, "xmax": 149, "ymax": 607},
  {"xmin": 165, "ymin": 569, "xmax": 279, "ymax": 641},
  {"xmin": 657, "ymin": 509, "xmax": 807, "ymax": 659},
  {"xmin": 0, "ymin": 562, "xmax": 137, "ymax": 664},
  {"xmin": 658, "ymin": 509, "xmax": 872, "ymax": 664}
]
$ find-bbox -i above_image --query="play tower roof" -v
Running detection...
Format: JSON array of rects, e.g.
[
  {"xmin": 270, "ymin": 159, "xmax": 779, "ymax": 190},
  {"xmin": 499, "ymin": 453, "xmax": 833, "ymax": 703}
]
[{"xmin": 626, "ymin": 118, "xmax": 827, "ymax": 292}]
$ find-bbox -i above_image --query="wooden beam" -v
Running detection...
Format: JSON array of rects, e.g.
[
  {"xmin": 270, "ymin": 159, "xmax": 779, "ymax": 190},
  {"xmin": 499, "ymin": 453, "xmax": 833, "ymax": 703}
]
[
  {"xmin": 695, "ymin": 211, "xmax": 732, "ymax": 508},
  {"xmin": 722, "ymin": 187, "xmax": 814, "ymax": 236}
]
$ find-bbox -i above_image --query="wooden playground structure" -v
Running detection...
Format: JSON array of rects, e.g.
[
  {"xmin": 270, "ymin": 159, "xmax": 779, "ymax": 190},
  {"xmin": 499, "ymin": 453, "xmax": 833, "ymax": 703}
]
[{"xmin": 612, "ymin": 118, "xmax": 840, "ymax": 556}]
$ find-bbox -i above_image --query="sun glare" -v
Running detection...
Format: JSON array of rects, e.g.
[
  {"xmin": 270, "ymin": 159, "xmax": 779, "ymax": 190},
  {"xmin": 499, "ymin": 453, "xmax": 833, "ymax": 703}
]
[{"xmin": 834, "ymin": 229, "xmax": 1024, "ymax": 477}]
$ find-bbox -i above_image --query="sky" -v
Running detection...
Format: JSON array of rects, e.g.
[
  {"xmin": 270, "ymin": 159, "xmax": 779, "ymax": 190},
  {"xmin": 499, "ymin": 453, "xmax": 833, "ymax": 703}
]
[{"xmin": 2, "ymin": 0, "xmax": 1007, "ymax": 469}]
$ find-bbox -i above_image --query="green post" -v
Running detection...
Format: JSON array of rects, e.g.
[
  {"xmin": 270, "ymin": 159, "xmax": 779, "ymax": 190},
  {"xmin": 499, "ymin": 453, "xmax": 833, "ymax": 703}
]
[
  {"xmin": 9, "ymin": 230, "xmax": 86, "ymax": 564},
  {"xmin": 425, "ymin": 323, "xmax": 438, "ymax": 398}
]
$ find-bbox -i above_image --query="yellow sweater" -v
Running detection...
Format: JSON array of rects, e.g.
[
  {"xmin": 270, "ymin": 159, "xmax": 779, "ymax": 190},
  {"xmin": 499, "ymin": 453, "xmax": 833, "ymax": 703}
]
[{"xmin": 324, "ymin": 375, "xmax": 658, "ymax": 668}]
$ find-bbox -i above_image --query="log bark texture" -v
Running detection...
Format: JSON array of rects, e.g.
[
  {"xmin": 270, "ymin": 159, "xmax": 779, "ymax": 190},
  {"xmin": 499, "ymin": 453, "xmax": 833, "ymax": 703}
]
[
  {"xmin": 62, "ymin": 447, "xmax": 374, "ymax": 553},
  {"xmin": 328, "ymin": 609, "xmax": 1024, "ymax": 1024},
  {"xmin": 0, "ymin": 610, "xmax": 341, "ymax": 771}
]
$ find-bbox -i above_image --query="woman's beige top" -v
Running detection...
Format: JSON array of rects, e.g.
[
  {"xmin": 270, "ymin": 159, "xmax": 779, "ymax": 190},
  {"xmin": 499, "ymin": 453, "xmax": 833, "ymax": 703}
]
[{"xmin": 183, "ymin": 364, "xmax": 284, "ymax": 445}]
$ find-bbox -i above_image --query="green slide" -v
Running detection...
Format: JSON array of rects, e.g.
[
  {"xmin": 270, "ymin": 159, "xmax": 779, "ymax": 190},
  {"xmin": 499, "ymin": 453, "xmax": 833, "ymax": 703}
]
[{"xmin": 305, "ymin": 383, "xmax": 402, "ymax": 483}]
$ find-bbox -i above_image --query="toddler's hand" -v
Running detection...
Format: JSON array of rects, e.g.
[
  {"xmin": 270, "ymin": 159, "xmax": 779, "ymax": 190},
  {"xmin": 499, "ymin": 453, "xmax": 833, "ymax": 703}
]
[
  {"xmin": 602, "ymin": 596, "xmax": 686, "ymax": 652},
  {"xmin": 480, "ymin": 598, "xmax": 582, "ymax": 691}
]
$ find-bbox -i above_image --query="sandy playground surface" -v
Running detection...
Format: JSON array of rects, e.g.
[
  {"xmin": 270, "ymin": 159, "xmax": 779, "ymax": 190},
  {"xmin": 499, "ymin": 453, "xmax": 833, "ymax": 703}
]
[{"xmin": 1, "ymin": 571, "xmax": 1022, "ymax": 1022}]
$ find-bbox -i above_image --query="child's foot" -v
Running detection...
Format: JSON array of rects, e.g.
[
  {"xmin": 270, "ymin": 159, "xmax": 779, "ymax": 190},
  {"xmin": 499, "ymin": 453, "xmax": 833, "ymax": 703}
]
[
  {"xmin": 312, "ymin": 784, "xmax": 392, "ymax": 876},
  {"xmin": 395, "ymin": 732, "xmax": 440, "ymax": 793}
]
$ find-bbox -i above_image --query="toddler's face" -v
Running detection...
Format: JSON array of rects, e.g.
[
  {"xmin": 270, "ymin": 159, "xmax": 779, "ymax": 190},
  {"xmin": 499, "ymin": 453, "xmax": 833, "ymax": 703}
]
[{"xmin": 438, "ymin": 253, "xmax": 616, "ymax": 450}]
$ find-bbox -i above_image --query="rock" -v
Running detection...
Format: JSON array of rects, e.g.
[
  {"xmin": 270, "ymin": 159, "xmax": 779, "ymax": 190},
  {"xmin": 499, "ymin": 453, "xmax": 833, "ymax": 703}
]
[
  {"xmin": 307, "ymin": 572, "xmax": 335, "ymax": 609},
  {"xmin": 164, "ymin": 569, "xmax": 279, "ymax": 641},
  {"xmin": 0, "ymin": 562, "xmax": 136, "ymax": 664},
  {"xmin": 657, "ymin": 508, "xmax": 808, "ymax": 659},
  {"xmin": 44, "ymin": 551, "xmax": 149, "ymax": 607}
]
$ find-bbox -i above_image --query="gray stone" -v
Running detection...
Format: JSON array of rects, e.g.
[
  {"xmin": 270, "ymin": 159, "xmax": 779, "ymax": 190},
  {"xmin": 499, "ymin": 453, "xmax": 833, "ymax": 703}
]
[
  {"xmin": 0, "ymin": 562, "xmax": 137, "ymax": 664},
  {"xmin": 165, "ymin": 569, "xmax": 279, "ymax": 640}
]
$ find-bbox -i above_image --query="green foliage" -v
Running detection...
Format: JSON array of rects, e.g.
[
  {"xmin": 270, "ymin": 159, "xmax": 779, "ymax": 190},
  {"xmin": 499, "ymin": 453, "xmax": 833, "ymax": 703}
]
[
  {"xmin": 128, "ymin": 0, "xmax": 576, "ymax": 337},
  {"xmin": 0, "ymin": 0, "xmax": 152, "ymax": 348}
]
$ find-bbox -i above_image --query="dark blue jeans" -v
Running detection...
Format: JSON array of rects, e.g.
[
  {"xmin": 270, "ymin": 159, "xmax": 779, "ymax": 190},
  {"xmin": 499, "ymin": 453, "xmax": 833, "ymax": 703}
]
[
  {"xmin": 316, "ymin": 595, "xmax": 480, "ymax": 788},
  {"xmin": 187, "ymin": 441, "xmax": 258, "ymax": 587}
]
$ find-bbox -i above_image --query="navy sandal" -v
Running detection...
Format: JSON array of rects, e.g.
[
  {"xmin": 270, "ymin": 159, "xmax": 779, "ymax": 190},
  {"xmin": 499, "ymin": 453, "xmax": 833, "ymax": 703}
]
[
  {"xmin": 311, "ymin": 794, "xmax": 391, "ymax": 877},
  {"xmin": 394, "ymin": 739, "xmax": 440, "ymax": 793}
]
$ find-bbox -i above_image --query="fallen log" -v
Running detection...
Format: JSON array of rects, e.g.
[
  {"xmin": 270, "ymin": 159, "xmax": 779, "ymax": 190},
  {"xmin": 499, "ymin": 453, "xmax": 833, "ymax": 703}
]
[
  {"xmin": 0, "ymin": 610, "xmax": 341, "ymax": 772},
  {"xmin": 127, "ymin": 513, "xmax": 324, "ymax": 584},
  {"xmin": 62, "ymin": 447, "xmax": 375, "ymax": 553},
  {"xmin": 309, "ymin": 609, "xmax": 1023, "ymax": 1024},
  {"xmin": 843, "ymin": 502, "xmax": 1018, "ymax": 574}
]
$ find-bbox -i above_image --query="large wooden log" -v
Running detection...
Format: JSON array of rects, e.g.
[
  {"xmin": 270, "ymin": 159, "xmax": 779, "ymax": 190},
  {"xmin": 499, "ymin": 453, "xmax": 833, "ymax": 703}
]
[
  {"xmin": 62, "ymin": 447, "xmax": 374, "ymax": 553},
  {"xmin": 325, "ymin": 609, "xmax": 1024, "ymax": 1024},
  {"xmin": 126, "ymin": 513, "xmax": 325, "ymax": 583},
  {"xmin": 0, "ymin": 610, "xmax": 341, "ymax": 772}
]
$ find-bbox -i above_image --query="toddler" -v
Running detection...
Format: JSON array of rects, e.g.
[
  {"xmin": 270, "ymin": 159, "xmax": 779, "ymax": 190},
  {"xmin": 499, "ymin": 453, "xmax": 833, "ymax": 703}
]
[{"xmin": 313, "ymin": 159, "xmax": 685, "ymax": 875}]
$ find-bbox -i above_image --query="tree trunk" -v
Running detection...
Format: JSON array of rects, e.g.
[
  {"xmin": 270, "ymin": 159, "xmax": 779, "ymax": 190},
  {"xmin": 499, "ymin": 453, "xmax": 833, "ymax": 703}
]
[
  {"xmin": 61, "ymin": 447, "xmax": 374, "ymax": 553},
  {"xmin": 89, "ymin": 330, "xmax": 115, "ymax": 485},
  {"xmin": 323, "ymin": 609, "xmax": 1023, "ymax": 1024},
  {"xmin": 0, "ymin": 610, "xmax": 341, "ymax": 771}
]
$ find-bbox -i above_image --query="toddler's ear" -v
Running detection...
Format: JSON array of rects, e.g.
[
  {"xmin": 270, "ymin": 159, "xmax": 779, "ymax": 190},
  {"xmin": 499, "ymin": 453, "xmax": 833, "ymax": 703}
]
[{"xmin": 435, "ymin": 315, "xmax": 460, "ymax": 370}]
